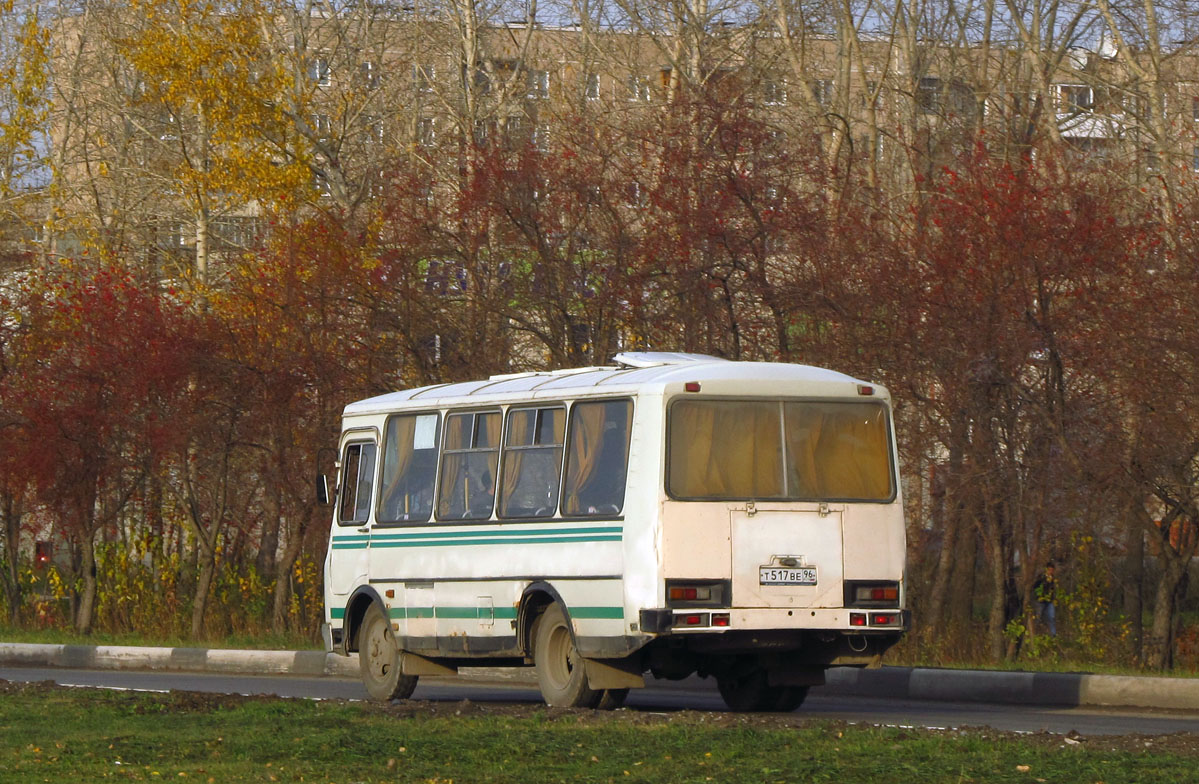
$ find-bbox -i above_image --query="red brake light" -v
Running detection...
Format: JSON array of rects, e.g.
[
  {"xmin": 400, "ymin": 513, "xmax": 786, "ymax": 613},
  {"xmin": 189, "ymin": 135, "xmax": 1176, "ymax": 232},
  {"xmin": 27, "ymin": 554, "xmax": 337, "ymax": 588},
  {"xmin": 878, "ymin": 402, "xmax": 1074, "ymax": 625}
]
[{"xmin": 850, "ymin": 612, "xmax": 867, "ymax": 627}]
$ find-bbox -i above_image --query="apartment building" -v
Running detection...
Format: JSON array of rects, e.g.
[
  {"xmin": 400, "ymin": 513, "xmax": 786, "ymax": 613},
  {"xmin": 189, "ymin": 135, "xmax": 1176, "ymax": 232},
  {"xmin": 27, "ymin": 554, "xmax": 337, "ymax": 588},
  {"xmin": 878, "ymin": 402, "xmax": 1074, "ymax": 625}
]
[{"xmin": 40, "ymin": 4, "xmax": 1199, "ymax": 281}]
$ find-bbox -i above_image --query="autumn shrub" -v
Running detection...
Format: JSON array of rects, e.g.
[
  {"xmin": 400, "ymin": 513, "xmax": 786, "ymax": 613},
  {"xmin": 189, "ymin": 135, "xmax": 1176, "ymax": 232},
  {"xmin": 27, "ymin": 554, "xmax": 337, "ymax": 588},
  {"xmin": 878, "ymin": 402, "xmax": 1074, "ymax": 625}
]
[{"xmin": 93, "ymin": 540, "xmax": 188, "ymax": 639}]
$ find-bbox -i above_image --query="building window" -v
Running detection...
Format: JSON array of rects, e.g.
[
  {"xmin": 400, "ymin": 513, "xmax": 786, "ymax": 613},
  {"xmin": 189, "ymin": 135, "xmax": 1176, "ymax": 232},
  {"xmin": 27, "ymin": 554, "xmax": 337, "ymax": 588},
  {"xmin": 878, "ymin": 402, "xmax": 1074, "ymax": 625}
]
[
  {"xmin": 473, "ymin": 119, "xmax": 491, "ymax": 148},
  {"xmin": 627, "ymin": 75, "xmax": 651, "ymax": 102},
  {"xmin": 310, "ymin": 113, "xmax": 332, "ymax": 142},
  {"xmin": 414, "ymin": 64, "xmax": 435, "ymax": 94},
  {"xmin": 763, "ymin": 78, "xmax": 787, "ymax": 105},
  {"xmin": 1192, "ymin": 96, "xmax": 1199, "ymax": 121},
  {"xmin": 1193, "ymin": 145, "xmax": 1199, "ymax": 172},
  {"xmin": 585, "ymin": 73, "xmax": 600, "ymax": 100},
  {"xmin": 360, "ymin": 61, "xmax": 380, "ymax": 89},
  {"xmin": 861, "ymin": 80, "xmax": 879, "ymax": 109},
  {"xmin": 533, "ymin": 123, "xmax": 551, "ymax": 152},
  {"xmin": 625, "ymin": 180, "xmax": 647, "ymax": 208},
  {"xmin": 527, "ymin": 69, "xmax": 549, "ymax": 99},
  {"xmin": 364, "ymin": 115, "xmax": 384, "ymax": 145},
  {"xmin": 504, "ymin": 115, "xmax": 530, "ymax": 150},
  {"xmin": 417, "ymin": 117, "xmax": 436, "ymax": 147},
  {"xmin": 1057, "ymin": 84, "xmax": 1093, "ymax": 113},
  {"xmin": 807, "ymin": 78, "xmax": 831, "ymax": 106},
  {"xmin": 308, "ymin": 58, "xmax": 331, "ymax": 87},
  {"xmin": 917, "ymin": 76, "xmax": 972, "ymax": 116},
  {"xmin": 470, "ymin": 65, "xmax": 492, "ymax": 96},
  {"xmin": 916, "ymin": 77, "xmax": 941, "ymax": 113}
]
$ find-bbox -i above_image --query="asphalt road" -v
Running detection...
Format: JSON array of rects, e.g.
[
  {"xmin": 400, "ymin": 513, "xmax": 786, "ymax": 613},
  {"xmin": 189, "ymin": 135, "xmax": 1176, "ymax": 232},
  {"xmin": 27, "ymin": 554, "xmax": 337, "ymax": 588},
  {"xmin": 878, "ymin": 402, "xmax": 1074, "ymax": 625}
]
[{"xmin": 4, "ymin": 666, "xmax": 1198, "ymax": 737}]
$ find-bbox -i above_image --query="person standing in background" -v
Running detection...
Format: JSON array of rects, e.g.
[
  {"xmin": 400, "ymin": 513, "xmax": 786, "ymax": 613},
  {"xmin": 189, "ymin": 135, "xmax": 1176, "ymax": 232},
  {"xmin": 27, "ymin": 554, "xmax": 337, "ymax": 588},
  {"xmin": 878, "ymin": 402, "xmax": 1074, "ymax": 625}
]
[{"xmin": 1034, "ymin": 561, "xmax": 1058, "ymax": 637}]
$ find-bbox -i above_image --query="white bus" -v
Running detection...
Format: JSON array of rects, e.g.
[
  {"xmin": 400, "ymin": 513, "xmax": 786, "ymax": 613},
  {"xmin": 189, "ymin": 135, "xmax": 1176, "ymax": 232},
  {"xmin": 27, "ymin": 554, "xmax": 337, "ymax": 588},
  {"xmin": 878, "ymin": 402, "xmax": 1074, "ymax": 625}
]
[{"xmin": 321, "ymin": 352, "xmax": 907, "ymax": 711}]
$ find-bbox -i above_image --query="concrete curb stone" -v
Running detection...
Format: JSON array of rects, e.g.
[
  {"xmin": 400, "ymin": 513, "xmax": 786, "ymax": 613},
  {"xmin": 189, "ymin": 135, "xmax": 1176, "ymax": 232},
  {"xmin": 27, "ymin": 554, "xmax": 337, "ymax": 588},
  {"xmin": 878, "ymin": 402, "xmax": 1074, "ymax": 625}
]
[{"xmin": 1, "ymin": 642, "xmax": 1196, "ymax": 712}]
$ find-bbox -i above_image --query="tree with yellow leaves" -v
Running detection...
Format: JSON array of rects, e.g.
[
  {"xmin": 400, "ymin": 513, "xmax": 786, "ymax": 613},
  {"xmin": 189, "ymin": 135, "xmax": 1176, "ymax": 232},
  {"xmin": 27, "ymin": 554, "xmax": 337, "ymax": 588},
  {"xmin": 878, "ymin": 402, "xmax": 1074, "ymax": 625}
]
[
  {"xmin": 115, "ymin": 0, "xmax": 310, "ymax": 288},
  {"xmin": 0, "ymin": 0, "xmax": 49, "ymax": 272}
]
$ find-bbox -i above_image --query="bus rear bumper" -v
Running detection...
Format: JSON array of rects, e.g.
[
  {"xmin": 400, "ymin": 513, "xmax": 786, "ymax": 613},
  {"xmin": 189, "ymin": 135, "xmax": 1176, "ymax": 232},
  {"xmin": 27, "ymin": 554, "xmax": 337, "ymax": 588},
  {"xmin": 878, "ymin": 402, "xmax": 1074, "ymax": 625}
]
[{"xmin": 639, "ymin": 607, "xmax": 909, "ymax": 634}]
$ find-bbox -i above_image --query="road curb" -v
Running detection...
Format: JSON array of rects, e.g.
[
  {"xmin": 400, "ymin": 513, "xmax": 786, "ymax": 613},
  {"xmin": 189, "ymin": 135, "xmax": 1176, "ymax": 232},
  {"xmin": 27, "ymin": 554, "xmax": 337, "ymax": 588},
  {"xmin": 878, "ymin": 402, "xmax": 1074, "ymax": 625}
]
[{"xmin": 2, "ymin": 642, "xmax": 1196, "ymax": 711}]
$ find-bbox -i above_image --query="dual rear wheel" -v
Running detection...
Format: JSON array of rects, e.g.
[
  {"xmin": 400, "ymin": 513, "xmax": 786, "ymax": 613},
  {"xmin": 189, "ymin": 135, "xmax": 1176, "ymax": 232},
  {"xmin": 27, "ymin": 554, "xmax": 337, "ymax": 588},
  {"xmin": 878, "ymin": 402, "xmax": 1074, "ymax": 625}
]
[{"xmin": 716, "ymin": 667, "xmax": 809, "ymax": 712}]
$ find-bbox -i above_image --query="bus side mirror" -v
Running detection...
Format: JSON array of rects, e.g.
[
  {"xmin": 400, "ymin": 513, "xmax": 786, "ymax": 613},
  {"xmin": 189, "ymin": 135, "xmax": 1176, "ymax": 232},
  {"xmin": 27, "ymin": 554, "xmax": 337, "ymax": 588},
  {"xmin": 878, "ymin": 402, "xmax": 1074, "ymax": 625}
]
[{"xmin": 316, "ymin": 474, "xmax": 331, "ymax": 506}]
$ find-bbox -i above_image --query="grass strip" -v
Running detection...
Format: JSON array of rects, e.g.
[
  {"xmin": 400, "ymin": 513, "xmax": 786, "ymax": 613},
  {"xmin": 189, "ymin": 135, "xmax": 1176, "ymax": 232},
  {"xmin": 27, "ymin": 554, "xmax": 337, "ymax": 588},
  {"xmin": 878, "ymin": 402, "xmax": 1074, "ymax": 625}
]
[{"xmin": 0, "ymin": 680, "xmax": 1194, "ymax": 783}]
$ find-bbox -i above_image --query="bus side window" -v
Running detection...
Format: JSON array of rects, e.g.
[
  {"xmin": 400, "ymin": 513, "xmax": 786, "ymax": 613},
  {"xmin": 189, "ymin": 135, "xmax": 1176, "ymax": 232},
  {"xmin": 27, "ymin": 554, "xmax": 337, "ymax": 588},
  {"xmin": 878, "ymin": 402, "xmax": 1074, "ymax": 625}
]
[
  {"xmin": 338, "ymin": 441, "xmax": 377, "ymax": 525},
  {"xmin": 562, "ymin": 400, "xmax": 632, "ymax": 516},
  {"xmin": 437, "ymin": 411, "xmax": 501, "ymax": 520},
  {"xmin": 378, "ymin": 413, "xmax": 440, "ymax": 524},
  {"xmin": 499, "ymin": 407, "xmax": 565, "ymax": 518}
]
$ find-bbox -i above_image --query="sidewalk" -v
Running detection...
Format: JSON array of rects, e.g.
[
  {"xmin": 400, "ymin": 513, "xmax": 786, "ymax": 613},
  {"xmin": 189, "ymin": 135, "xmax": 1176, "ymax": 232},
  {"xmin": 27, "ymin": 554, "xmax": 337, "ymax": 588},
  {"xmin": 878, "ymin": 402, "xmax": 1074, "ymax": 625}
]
[{"xmin": 2, "ymin": 641, "xmax": 1197, "ymax": 712}]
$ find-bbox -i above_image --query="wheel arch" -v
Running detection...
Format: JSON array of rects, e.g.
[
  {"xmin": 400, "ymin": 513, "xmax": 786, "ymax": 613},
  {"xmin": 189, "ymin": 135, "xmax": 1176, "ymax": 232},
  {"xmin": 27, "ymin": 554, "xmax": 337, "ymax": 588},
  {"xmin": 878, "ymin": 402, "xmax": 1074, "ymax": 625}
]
[
  {"xmin": 518, "ymin": 581, "xmax": 572, "ymax": 657},
  {"xmin": 343, "ymin": 586, "xmax": 388, "ymax": 654}
]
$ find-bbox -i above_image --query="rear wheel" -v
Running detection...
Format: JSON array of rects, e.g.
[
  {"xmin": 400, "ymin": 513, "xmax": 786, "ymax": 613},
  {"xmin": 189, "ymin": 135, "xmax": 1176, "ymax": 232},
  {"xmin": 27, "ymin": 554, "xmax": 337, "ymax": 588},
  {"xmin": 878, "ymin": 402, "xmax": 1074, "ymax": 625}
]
[
  {"xmin": 532, "ymin": 603, "xmax": 601, "ymax": 708},
  {"xmin": 358, "ymin": 603, "xmax": 419, "ymax": 702},
  {"xmin": 716, "ymin": 667, "xmax": 806, "ymax": 712},
  {"xmin": 596, "ymin": 688, "xmax": 629, "ymax": 711},
  {"xmin": 771, "ymin": 685, "xmax": 810, "ymax": 712}
]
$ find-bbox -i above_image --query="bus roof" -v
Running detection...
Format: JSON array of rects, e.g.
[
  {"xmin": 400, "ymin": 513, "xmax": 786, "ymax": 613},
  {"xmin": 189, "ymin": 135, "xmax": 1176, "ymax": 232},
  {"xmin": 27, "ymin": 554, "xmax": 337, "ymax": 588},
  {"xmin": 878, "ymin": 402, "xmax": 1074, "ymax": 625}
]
[{"xmin": 343, "ymin": 353, "xmax": 883, "ymax": 417}]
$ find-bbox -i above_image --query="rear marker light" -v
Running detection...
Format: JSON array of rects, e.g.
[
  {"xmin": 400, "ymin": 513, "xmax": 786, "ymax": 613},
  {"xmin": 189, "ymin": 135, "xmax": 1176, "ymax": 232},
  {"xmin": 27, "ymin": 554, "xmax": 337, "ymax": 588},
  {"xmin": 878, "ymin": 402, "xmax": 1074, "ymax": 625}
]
[
  {"xmin": 850, "ymin": 612, "xmax": 867, "ymax": 627},
  {"xmin": 712, "ymin": 613, "xmax": 730, "ymax": 627},
  {"xmin": 685, "ymin": 382, "xmax": 701, "ymax": 393},
  {"xmin": 857, "ymin": 384, "xmax": 875, "ymax": 396},
  {"xmin": 856, "ymin": 586, "xmax": 899, "ymax": 602},
  {"xmin": 674, "ymin": 612, "xmax": 710, "ymax": 627}
]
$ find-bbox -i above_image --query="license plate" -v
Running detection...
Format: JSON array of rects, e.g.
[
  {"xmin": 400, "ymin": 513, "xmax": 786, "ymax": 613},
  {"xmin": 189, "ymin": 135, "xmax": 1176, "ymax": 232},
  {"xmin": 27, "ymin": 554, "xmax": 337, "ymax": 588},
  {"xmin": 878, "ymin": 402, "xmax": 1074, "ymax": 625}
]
[{"xmin": 759, "ymin": 566, "xmax": 818, "ymax": 586}]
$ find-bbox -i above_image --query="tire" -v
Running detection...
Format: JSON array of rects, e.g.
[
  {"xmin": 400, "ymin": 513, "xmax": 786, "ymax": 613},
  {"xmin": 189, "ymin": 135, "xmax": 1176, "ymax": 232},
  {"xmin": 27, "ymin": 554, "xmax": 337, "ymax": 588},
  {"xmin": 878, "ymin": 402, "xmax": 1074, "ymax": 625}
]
[
  {"xmin": 532, "ymin": 603, "xmax": 601, "ymax": 708},
  {"xmin": 596, "ymin": 688, "xmax": 629, "ymax": 711},
  {"xmin": 358, "ymin": 603, "xmax": 419, "ymax": 702},
  {"xmin": 771, "ymin": 685, "xmax": 810, "ymax": 712},
  {"xmin": 717, "ymin": 667, "xmax": 787, "ymax": 712}
]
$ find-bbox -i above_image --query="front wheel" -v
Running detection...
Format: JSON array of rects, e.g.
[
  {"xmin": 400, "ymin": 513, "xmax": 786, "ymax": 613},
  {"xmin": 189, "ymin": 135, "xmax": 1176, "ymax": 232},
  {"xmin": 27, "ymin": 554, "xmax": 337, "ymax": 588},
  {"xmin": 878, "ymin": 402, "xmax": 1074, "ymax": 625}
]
[
  {"xmin": 358, "ymin": 603, "xmax": 419, "ymax": 702},
  {"xmin": 532, "ymin": 603, "xmax": 601, "ymax": 708}
]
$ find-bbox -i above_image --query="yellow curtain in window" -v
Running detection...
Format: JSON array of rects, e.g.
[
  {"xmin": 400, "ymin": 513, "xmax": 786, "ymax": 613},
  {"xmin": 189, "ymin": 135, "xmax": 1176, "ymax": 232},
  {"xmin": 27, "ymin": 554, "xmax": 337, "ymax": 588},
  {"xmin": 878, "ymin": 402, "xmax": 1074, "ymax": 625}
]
[
  {"xmin": 670, "ymin": 402, "xmax": 782, "ymax": 498},
  {"xmin": 380, "ymin": 416, "xmax": 417, "ymax": 516},
  {"xmin": 564, "ymin": 403, "xmax": 606, "ymax": 514},
  {"xmin": 785, "ymin": 403, "xmax": 891, "ymax": 499}
]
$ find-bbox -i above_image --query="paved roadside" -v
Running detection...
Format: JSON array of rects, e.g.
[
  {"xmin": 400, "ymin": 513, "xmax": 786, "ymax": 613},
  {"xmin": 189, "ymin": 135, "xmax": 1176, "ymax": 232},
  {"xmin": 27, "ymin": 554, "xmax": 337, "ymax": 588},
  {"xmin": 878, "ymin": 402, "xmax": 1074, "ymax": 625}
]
[{"xmin": 2, "ymin": 641, "xmax": 1197, "ymax": 712}]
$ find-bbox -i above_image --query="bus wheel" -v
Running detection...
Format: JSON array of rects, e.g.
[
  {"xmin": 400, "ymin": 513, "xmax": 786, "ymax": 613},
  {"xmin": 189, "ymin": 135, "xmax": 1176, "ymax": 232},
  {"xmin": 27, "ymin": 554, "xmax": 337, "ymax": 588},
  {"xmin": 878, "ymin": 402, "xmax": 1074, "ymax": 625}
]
[
  {"xmin": 533, "ymin": 604, "xmax": 601, "ymax": 708},
  {"xmin": 716, "ymin": 667, "xmax": 777, "ymax": 712},
  {"xmin": 358, "ymin": 603, "xmax": 418, "ymax": 702},
  {"xmin": 772, "ymin": 685, "xmax": 810, "ymax": 712},
  {"xmin": 596, "ymin": 688, "xmax": 629, "ymax": 710}
]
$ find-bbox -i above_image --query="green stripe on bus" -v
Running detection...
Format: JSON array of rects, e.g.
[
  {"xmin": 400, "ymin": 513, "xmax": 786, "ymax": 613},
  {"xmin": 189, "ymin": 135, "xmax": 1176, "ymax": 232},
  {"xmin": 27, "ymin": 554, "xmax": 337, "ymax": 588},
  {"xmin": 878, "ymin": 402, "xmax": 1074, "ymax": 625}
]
[
  {"xmin": 371, "ymin": 532, "xmax": 623, "ymax": 544},
  {"xmin": 330, "ymin": 607, "xmax": 345, "ymax": 620},
  {"xmin": 371, "ymin": 535, "xmax": 621, "ymax": 548},
  {"xmin": 569, "ymin": 606, "xmax": 625, "ymax": 619},
  {"xmin": 382, "ymin": 605, "xmax": 616, "ymax": 620}
]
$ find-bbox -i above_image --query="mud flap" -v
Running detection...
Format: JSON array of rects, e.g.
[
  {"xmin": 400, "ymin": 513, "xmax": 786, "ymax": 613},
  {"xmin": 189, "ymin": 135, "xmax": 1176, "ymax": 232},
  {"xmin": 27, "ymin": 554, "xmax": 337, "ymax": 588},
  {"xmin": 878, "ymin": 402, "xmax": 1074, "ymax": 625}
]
[
  {"xmin": 400, "ymin": 651, "xmax": 458, "ymax": 676},
  {"xmin": 584, "ymin": 657, "xmax": 646, "ymax": 690}
]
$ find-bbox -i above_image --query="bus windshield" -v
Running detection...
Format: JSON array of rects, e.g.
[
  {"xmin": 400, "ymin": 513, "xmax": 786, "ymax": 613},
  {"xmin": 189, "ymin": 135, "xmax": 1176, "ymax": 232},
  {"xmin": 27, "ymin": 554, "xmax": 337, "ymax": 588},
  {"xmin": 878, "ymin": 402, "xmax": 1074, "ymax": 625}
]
[{"xmin": 668, "ymin": 399, "xmax": 894, "ymax": 501}]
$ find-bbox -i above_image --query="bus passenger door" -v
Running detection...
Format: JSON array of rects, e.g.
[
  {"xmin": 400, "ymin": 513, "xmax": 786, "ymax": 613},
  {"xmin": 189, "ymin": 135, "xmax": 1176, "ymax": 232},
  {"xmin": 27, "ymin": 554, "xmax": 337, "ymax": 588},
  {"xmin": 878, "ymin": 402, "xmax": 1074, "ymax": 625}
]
[
  {"xmin": 730, "ymin": 507, "xmax": 844, "ymax": 609},
  {"xmin": 327, "ymin": 439, "xmax": 377, "ymax": 598}
]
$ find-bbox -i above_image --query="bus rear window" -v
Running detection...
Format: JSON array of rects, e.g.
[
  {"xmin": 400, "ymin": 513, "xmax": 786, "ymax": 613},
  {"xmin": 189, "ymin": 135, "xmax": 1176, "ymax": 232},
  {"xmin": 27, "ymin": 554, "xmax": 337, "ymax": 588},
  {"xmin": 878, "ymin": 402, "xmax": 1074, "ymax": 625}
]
[{"xmin": 668, "ymin": 400, "xmax": 893, "ymax": 501}]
